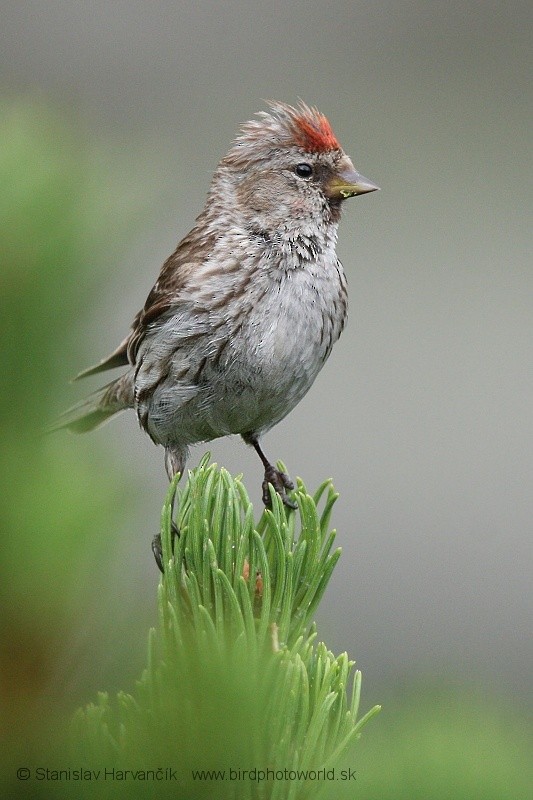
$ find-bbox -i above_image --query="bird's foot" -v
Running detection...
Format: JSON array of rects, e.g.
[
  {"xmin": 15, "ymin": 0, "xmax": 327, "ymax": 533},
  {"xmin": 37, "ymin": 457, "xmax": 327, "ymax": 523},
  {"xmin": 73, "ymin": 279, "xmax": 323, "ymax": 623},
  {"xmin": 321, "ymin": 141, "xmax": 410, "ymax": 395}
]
[
  {"xmin": 152, "ymin": 520, "xmax": 180, "ymax": 573},
  {"xmin": 262, "ymin": 466, "xmax": 297, "ymax": 509}
]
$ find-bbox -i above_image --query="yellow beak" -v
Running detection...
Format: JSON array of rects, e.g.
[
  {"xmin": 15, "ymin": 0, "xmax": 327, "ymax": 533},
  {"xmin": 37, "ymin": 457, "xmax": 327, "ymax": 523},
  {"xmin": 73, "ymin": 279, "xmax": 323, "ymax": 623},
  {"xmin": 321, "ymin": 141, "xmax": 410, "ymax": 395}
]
[{"xmin": 326, "ymin": 169, "xmax": 380, "ymax": 199}]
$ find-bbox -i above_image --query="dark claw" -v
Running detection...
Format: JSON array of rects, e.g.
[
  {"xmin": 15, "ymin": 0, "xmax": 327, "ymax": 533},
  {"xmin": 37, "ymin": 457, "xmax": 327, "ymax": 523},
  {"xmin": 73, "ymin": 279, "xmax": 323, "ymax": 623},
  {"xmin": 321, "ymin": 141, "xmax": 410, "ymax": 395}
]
[
  {"xmin": 152, "ymin": 521, "xmax": 180, "ymax": 573},
  {"xmin": 262, "ymin": 466, "xmax": 297, "ymax": 509},
  {"xmin": 152, "ymin": 534, "xmax": 164, "ymax": 573}
]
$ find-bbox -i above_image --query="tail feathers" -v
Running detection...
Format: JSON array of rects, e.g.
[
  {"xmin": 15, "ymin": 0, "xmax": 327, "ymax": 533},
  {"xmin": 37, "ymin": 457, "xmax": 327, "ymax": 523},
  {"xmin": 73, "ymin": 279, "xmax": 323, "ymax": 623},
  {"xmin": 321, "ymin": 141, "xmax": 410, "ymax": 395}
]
[{"xmin": 50, "ymin": 377, "xmax": 132, "ymax": 434}]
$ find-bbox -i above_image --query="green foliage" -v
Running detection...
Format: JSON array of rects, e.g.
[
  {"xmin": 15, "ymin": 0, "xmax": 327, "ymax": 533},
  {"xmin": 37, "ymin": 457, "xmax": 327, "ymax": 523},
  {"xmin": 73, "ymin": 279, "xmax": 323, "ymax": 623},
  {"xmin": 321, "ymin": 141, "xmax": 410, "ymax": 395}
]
[
  {"xmin": 73, "ymin": 457, "xmax": 380, "ymax": 799},
  {"xmin": 342, "ymin": 690, "xmax": 533, "ymax": 800},
  {"xmin": 0, "ymin": 101, "xmax": 157, "ymax": 799},
  {"xmin": 0, "ymin": 102, "xmax": 144, "ymax": 700}
]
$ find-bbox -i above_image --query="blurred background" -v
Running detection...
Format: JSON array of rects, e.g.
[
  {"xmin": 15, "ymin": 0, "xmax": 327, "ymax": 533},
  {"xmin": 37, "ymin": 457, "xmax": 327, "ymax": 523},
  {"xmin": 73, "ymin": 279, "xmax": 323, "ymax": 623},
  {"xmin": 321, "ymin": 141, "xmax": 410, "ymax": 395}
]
[{"xmin": 1, "ymin": 1, "xmax": 532, "ymax": 796}]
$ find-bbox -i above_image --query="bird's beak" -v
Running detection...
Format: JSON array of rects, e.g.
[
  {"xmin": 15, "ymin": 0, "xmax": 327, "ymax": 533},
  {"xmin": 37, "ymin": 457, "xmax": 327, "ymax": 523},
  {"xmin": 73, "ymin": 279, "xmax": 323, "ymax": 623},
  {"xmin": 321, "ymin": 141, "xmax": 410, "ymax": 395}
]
[{"xmin": 326, "ymin": 168, "xmax": 380, "ymax": 200}]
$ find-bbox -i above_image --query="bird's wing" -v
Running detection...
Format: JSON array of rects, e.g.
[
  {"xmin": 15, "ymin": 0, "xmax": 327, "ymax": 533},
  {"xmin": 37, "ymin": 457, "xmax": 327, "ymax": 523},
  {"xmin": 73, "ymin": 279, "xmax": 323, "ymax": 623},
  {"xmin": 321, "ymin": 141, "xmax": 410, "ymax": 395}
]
[
  {"xmin": 75, "ymin": 213, "xmax": 216, "ymax": 378},
  {"xmin": 73, "ymin": 335, "xmax": 130, "ymax": 380},
  {"xmin": 127, "ymin": 218, "xmax": 217, "ymax": 363}
]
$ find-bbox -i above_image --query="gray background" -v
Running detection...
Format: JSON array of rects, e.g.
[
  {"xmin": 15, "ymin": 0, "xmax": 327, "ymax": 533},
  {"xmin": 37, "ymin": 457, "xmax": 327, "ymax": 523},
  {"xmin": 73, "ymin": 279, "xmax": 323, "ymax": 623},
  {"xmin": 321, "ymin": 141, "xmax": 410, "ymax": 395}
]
[{"xmin": 3, "ymin": 1, "xmax": 531, "ymax": 705}]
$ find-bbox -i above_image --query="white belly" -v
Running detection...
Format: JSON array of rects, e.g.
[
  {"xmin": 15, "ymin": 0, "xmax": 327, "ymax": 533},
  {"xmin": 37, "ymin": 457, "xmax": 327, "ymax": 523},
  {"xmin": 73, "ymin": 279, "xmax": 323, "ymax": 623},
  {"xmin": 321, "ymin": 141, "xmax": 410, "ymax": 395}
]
[{"xmin": 137, "ymin": 257, "xmax": 346, "ymax": 446}]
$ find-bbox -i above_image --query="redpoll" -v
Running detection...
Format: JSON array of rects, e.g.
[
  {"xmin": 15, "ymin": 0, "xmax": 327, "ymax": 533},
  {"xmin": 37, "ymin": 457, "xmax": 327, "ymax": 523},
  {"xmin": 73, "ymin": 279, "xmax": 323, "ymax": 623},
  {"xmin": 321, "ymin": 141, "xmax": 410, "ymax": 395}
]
[{"xmin": 58, "ymin": 101, "xmax": 378, "ymax": 509}]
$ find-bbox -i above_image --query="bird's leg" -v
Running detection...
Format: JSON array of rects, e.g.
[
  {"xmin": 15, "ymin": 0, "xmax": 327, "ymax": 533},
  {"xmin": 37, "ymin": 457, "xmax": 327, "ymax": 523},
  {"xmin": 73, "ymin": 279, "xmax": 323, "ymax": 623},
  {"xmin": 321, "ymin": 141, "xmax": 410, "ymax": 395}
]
[
  {"xmin": 248, "ymin": 437, "xmax": 297, "ymax": 509},
  {"xmin": 153, "ymin": 447, "xmax": 184, "ymax": 572},
  {"xmin": 164, "ymin": 444, "xmax": 188, "ymax": 482}
]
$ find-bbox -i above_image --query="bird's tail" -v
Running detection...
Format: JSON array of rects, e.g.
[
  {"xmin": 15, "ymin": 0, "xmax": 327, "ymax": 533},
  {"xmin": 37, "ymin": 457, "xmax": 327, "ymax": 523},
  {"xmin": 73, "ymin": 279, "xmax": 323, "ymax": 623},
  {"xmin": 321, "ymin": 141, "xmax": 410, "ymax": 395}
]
[{"xmin": 50, "ymin": 375, "xmax": 134, "ymax": 433}]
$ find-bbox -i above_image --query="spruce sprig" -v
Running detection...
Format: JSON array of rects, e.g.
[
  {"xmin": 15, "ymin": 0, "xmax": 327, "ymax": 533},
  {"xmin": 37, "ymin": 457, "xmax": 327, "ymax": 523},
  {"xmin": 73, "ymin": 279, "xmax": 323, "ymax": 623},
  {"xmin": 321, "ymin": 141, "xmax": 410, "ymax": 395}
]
[{"xmin": 73, "ymin": 456, "xmax": 379, "ymax": 799}]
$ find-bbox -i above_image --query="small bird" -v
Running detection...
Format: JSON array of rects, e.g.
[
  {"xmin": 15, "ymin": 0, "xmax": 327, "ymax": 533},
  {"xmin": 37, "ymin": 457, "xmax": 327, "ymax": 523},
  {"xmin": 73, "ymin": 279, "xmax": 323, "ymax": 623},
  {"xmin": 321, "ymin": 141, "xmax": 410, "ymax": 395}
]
[{"xmin": 58, "ymin": 102, "xmax": 378, "ymax": 508}]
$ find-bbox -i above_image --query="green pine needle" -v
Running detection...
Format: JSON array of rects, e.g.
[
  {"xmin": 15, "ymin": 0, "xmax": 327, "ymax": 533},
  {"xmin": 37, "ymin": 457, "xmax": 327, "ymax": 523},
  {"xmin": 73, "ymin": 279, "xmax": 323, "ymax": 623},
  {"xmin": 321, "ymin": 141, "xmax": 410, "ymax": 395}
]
[{"xmin": 73, "ymin": 457, "xmax": 379, "ymax": 799}]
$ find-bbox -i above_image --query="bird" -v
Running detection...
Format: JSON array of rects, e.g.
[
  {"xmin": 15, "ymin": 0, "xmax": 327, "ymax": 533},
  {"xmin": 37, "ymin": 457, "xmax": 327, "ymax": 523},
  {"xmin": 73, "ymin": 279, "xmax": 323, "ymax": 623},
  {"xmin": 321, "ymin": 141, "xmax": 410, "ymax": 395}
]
[{"xmin": 57, "ymin": 101, "xmax": 378, "ymax": 510}]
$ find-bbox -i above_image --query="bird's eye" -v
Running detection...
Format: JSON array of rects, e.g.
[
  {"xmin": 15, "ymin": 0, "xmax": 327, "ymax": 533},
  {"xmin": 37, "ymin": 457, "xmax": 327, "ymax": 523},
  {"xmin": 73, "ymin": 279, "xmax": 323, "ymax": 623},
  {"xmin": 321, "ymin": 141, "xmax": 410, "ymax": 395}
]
[{"xmin": 295, "ymin": 163, "xmax": 313, "ymax": 178}]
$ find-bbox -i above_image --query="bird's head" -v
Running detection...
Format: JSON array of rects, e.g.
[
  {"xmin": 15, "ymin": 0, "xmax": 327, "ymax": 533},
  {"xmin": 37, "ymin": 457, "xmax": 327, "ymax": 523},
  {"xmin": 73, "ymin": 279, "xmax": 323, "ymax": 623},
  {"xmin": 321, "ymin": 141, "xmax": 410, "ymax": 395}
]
[{"xmin": 217, "ymin": 101, "xmax": 379, "ymax": 234}]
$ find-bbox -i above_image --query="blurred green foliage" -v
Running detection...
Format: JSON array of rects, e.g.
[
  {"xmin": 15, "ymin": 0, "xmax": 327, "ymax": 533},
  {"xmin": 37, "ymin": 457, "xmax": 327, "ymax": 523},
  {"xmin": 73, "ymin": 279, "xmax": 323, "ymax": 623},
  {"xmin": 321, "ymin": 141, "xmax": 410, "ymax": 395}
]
[
  {"xmin": 0, "ymin": 99, "xmax": 137, "ymax": 772},
  {"xmin": 347, "ymin": 690, "xmax": 533, "ymax": 800}
]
